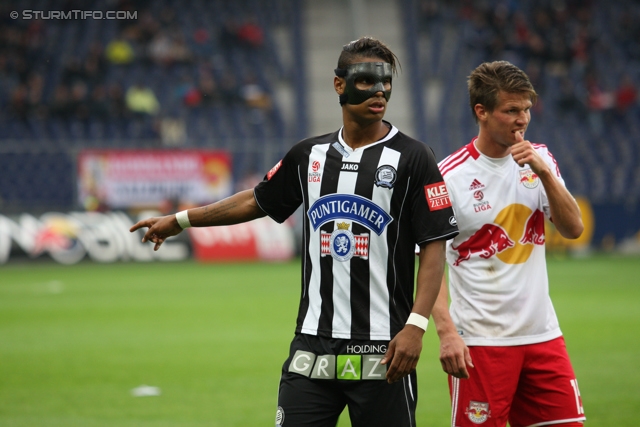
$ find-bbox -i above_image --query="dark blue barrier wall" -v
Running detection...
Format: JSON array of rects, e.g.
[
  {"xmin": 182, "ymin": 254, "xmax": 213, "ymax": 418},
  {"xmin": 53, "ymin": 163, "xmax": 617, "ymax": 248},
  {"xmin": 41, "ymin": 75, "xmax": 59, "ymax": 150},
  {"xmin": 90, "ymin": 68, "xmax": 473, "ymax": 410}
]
[
  {"xmin": 591, "ymin": 203, "xmax": 640, "ymax": 245},
  {"xmin": 0, "ymin": 152, "xmax": 75, "ymax": 210}
]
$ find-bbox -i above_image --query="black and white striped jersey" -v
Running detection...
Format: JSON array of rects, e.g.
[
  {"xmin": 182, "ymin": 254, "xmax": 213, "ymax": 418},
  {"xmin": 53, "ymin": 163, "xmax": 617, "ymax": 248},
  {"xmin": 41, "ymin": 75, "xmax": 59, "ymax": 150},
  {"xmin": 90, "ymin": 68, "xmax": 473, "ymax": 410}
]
[{"xmin": 254, "ymin": 123, "xmax": 458, "ymax": 341}]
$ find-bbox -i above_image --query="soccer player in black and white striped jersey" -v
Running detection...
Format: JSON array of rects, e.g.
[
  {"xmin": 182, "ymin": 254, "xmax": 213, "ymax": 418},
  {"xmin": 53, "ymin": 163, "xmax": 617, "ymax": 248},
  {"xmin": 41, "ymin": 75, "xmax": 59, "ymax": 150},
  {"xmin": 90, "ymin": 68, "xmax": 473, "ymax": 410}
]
[{"xmin": 131, "ymin": 36, "xmax": 458, "ymax": 427}]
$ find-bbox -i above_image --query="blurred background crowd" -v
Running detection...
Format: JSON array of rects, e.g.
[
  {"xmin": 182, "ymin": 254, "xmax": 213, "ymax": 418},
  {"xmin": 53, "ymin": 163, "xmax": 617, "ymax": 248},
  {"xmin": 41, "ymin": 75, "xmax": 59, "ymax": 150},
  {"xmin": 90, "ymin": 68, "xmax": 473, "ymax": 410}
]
[{"xmin": 0, "ymin": 0, "xmax": 639, "ymax": 247}]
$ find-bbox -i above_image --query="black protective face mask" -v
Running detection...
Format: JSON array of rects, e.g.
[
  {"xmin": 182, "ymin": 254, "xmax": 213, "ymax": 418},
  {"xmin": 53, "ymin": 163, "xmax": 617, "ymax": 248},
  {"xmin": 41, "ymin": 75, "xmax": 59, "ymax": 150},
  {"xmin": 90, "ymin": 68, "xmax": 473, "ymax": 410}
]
[{"xmin": 334, "ymin": 62, "xmax": 392, "ymax": 105}]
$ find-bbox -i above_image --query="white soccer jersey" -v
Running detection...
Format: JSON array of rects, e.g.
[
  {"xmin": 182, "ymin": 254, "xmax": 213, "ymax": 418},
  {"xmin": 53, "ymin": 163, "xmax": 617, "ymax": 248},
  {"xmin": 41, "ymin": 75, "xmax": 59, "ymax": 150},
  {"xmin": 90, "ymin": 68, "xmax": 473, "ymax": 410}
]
[{"xmin": 439, "ymin": 138, "xmax": 565, "ymax": 346}]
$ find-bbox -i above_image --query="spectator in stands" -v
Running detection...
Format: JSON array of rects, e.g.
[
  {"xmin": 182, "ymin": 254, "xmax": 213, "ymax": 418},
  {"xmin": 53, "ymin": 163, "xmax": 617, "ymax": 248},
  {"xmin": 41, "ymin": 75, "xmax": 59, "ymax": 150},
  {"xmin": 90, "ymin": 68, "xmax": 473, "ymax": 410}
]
[
  {"xmin": 241, "ymin": 74, "xmax": 272, "ymax": 111},
  {"xmin": 511, "ymin": 11, "xmax": 530, "ymax": 56},
  {"xmin": 133, "ymin": 10, "xmax": 161, "ymax": 46},
  {"xmin": 105, "ymin": 35, "xmax": 135, "ymax": 65},
  {"xmin": 49, "ymin": 84, "xmax": 73, "ymax": 121},
  {"xmin": 61, "ymin": 56, "xmax": 87, "ymax": 86},
  {"xmin": 419, "ymin": 0, "xmax": 442, "ymax": 27},
  {"xmin": 125, "ymin": 82, "xmax": 160, "ymax": 117},
  {"xmin": 89, "ymin": 84, "xmax": 111, "ymax": 121},
  {"xmin": 241, "ymin": 74, "xmax": 272, "ymax": 126},
  {"xmin": 68, "ymin": 81, "xmax": 90, "ymax": 122},
  {"xmin": 159, "ymin": 116, "xmax": 186, "ymax": 146},
  {"xmin": 556, "ymin": 77, "xmax": 585, "ymax": 119},
  {"xmin": 148, "ymin": 30, "xmax": 192, "ymax": 66},
  {"xmin": 615, "ymin": 10, "xmax": 640, "ymax": 60},
  {"xmin": 8, "ymin": 84, "xmax": 29, "ymax": 122},
  {"xmin": 585, "ymin": 73, "xmax": 614, "ymax": 136},
  {"xmin": 237, "ymin": 16, "xmax": 265, "ymax": 50},
  {"xmin": 198, "ymin": 74, "xmax": 222, "ymax": 107},
  {"xmin": 219, "ymin": 19, "xmax": 241, "ymax": 50},
  {"xmin": 218, "ymin": 71, "xmax": 244, "ymax": 105},
  {"xmin": 83, "ymin": 51, "xmax": 107, "ymax": 89},
  {"xmin": 26, "ymin": 72, "xmax": 46, "ymax": 120},
  {"xmin": 462, "ymin": 11, "xmax": 494, "ymax": 54},
  {"xmin": 614, "ymin": 74, "xmax": 638, "ymax": 121},
  {"xmin": 173, "ymin": 74, "xmax": 201, "ymax": 108},
  {"xmin": 107, "ymin": 82, "xmax": 129, "ymax": 120},
  {"xmin": 192, "ymin": 28, "xmax": 213, "ymax": 59}
]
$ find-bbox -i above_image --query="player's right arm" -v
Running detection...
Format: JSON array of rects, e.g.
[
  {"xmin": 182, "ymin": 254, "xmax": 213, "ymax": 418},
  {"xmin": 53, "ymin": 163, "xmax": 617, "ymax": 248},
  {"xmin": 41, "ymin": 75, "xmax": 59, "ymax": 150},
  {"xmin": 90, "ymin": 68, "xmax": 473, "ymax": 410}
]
[
  {"xmin": 431, "ymin": 274, "xmax": 474, "ymax": 379},
  {"xmin": 129, "ymin": 189, "xmax": 266, "ymax": 251}
]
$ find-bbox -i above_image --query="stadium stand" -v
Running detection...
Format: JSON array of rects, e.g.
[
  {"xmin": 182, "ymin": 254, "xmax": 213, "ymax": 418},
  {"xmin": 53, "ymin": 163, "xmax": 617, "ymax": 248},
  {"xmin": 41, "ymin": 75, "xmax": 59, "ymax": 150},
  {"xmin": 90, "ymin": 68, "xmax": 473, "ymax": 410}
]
[
  {"xmin": 0, "ymin": 0, "xmax": 301, "ymax": 212},
  {"xmin": 1, "ymin": 0, "xmax": 639, "ymax": 221},
  {"xmin": 401, "ymin": 0, "xmax": 640, "ymax": 207}
]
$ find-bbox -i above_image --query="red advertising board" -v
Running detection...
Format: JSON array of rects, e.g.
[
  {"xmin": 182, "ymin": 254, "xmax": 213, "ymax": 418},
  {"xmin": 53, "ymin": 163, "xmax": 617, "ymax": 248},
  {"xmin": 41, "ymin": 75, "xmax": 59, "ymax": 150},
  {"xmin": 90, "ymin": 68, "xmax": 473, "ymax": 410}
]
[
  {"xmin": 78, "ymin": 150, "xmax": 232, "ymax": 208},
  {"xmin": 189, "ymin": 217, "xmax": 295, "ymax": 262}
]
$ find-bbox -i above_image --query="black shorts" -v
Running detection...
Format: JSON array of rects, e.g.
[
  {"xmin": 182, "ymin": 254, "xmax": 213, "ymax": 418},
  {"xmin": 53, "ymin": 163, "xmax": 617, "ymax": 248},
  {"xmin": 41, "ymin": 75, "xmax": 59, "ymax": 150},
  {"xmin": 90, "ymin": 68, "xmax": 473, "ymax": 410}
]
[{"xmin": 275, "ymin": 333, "xmax": 417, "ymax": 427}]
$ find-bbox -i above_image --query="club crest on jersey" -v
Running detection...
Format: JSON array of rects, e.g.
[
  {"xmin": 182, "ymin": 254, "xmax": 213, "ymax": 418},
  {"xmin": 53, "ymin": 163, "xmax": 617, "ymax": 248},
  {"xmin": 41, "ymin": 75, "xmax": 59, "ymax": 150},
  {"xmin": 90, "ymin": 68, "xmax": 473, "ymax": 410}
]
[
  {"xmin": 466, "ymin": 401, "xmax": 491, "ymax": 424},
  {"xmin": 307, "ymin": 194, "xmax": 392, "ymax": 236},
  {"xmin": 321, "ymin": 222, "xmax": 369, "ymax": 262},
  {"xmin": 519, "ymin": 168, "xmax": 539, "ymax": 189},
  {"xmin": 374, "ymin": 165, "xmax": 397, "ymax": 189}
]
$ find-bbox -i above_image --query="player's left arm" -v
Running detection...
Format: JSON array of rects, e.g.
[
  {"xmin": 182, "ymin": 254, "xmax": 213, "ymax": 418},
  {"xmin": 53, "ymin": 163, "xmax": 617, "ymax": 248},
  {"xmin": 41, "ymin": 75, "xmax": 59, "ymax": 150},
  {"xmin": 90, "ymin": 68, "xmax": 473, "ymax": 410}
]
[
  {"xmin": 511, "ymin": 134, "xmax": 583, "ymax": 239},
  {"xmin": 382, "ymin": 239, "xmax": 446, "ymax": 383}
]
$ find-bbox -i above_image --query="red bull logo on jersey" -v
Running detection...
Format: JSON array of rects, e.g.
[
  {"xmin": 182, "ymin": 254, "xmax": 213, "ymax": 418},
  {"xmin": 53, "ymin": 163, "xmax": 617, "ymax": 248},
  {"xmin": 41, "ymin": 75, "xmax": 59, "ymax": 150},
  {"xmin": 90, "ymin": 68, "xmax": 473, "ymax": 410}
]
[
  {"xmin": 520, "ymin": 209, "xmax": 545, "ymax": 245},
  {"xmin": 519, "ymin": 168, "xmax": 539, "ymax": 189},
  {"xmin": 451, "ymin": 223, "xmax": 514, "ymax": 266},
  {"xmin": 307, "ymin": 194, "xmax": 392, "ymax": 236},
  {"xmin": 451, "ymin": 204, "xmax": 547, "ymax": 266},
  {"xmin": 466, "ymin": 401, "xmax": 491, "ymax": 424}
]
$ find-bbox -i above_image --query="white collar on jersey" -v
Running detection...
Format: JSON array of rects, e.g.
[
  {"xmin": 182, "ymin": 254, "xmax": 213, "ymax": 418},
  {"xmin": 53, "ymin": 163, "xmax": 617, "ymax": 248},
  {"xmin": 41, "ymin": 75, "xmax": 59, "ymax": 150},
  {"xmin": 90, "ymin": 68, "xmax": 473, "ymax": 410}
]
[
  {"xmin": 473, "ymin": 139, "xmax": 512, "ymax": 168},
  {"xmin": 336, "ymin": 122, "xmax": 399, "ymax": 155}
]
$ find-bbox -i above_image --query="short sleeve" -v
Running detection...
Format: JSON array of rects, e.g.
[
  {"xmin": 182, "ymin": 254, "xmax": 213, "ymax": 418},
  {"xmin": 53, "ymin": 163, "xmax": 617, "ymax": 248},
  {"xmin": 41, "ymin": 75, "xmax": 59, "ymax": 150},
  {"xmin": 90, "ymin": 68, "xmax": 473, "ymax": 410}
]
[
  {"xmin": 254, "ymin": 144, "xmax": 305, "ymax": 223},
  {"xmin": 409, "ymin": 144, "xmax": 459, "ymax": 244}
]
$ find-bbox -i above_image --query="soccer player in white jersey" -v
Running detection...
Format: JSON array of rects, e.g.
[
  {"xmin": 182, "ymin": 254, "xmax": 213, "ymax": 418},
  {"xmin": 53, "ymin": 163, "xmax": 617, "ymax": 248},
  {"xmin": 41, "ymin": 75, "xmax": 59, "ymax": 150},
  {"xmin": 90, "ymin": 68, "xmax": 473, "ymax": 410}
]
[
  {"xmin": 432, "ymin": 60, "xmax": 586, "ymax": 427},
  {"xmin": 130, "ymin": 37, "xmax": 458, "ymax": 427}
]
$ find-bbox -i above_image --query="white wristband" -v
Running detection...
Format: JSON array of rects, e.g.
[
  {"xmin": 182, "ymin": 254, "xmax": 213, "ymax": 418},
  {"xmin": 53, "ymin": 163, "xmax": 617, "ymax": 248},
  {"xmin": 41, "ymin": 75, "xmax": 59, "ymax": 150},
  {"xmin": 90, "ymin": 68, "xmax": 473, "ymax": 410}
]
[
  {"xmin": 175, "ymin": 210, "xmax": 192, "ymax": 229},
  {"xmin": 406, "ymin": 313, "xmax": 429, "ymax": 331}
]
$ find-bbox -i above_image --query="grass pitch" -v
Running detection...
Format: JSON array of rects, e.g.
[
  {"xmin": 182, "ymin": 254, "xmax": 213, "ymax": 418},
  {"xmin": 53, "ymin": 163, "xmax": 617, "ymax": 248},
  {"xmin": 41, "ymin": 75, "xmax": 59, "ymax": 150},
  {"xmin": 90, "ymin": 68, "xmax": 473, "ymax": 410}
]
[{"xmin": 0, "ymin": 254, "xmax": 638, "ymax": 426}]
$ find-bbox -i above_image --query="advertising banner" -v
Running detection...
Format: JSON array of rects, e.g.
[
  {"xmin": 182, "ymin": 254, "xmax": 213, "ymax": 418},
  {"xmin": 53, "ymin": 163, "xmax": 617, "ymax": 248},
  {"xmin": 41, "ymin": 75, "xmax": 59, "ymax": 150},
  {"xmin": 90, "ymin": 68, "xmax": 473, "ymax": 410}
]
[
  {"xmin": 0, "ymin": 211, "xmax": 189, "ymax": 265},
  {"xmin": 78, "ymin": 150, "xmax": 232, "ymax": 209},
  {"xmin": 0, "ymin": 211, "xmax": 296, "ymax": 265},
  {"xmin": 189, "ymin": 217, "xmax": 296, "ymax": 262}
]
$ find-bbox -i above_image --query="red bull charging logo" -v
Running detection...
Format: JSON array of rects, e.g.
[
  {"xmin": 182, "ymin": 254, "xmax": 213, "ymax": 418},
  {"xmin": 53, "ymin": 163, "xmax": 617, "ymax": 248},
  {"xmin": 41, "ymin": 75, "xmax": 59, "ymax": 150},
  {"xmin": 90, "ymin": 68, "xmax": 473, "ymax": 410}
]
[
  {"xmin": 466, "ymin": 401, "xmax": 491, "ymax": 424},
  {"xmin": 452, "ymin": 204, "xmax": 545, "ymax": 265}
]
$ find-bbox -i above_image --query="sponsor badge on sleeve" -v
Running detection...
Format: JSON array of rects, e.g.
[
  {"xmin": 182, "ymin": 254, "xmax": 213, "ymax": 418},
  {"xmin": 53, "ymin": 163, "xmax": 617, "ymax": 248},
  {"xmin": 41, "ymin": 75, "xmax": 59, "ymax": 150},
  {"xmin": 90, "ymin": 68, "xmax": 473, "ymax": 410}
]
[{"xmin": 424, "ymin": 182, "xmax": 452, "ymax": 211}]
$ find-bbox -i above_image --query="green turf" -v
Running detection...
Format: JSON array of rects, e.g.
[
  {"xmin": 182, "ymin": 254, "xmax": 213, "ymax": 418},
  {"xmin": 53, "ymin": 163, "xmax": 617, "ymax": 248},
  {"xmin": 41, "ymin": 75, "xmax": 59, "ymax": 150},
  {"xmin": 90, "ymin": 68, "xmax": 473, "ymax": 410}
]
[{"xmin": 0, "ymin": 254, "xmax": 638, "ymax": 426}]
